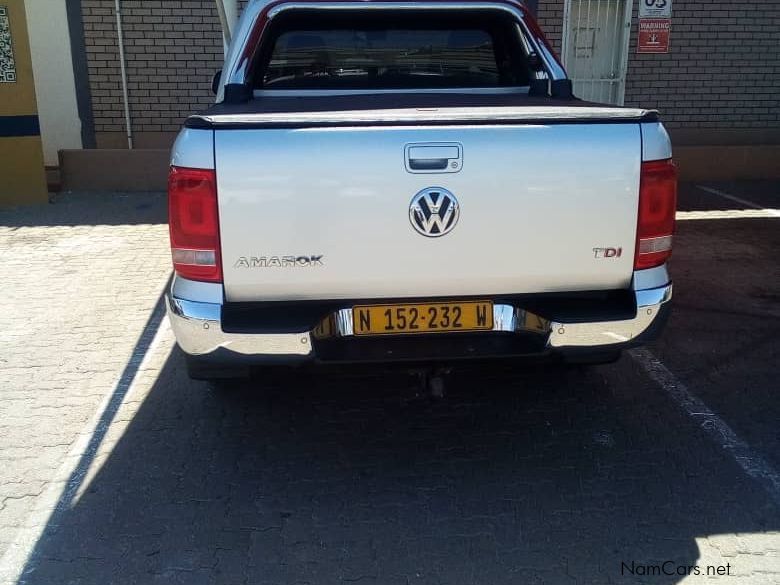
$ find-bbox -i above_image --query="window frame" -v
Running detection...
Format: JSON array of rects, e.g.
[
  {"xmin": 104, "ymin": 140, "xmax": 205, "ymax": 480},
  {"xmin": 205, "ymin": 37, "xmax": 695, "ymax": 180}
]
[{"xmin": 248, "ymin": 8, "xmax": 540, "ymax": 95}]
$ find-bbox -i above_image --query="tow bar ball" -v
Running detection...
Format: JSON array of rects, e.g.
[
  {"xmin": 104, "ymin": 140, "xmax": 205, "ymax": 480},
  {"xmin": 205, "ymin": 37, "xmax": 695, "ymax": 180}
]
[{"xmin": 414, "ymin": 368, "xmax": 449, "ymax": 398}]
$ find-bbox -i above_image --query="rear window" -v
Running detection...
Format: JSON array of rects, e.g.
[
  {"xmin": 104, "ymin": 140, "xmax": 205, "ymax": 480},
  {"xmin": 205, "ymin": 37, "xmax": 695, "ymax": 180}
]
[{"xmin": 254, "ymin": 11, "xmax": 532, "ymax": 91}]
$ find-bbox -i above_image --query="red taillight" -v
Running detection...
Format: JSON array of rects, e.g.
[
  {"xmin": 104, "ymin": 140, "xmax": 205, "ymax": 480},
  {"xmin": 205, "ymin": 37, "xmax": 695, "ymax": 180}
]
[
  {"xmin": 168, "ymin": 166, "xmax": 222, "ymax": 282},
  {"xmin": 635, "ymin": 159, "xmax": 677, "ymax": 270}
]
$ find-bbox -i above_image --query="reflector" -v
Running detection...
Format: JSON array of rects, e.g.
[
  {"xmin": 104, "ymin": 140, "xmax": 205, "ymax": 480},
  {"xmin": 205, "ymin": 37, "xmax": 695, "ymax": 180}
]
[{"xmin": 171, "ymin": 248, "xmax": 217, "ymax": 266}]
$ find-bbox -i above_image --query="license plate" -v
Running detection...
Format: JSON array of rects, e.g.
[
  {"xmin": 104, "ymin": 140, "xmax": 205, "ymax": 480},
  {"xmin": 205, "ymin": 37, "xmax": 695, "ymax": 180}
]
[{"xmin": 352, "ymin": 301, "xmax": 494, "ymax": 336}]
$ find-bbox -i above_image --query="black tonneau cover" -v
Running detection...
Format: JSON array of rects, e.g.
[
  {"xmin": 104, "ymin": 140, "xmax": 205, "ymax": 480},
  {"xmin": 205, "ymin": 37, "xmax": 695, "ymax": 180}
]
[{"xmin": 186, "ymin": 93, "xmax": 658, "ymax": 129}]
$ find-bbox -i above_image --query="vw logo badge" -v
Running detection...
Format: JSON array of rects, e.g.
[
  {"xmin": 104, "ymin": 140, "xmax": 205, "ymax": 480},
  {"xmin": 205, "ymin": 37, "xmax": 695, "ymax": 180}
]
[{"xmin": 409, "ymin": 187, "xmax": 460, "ymax": 237}]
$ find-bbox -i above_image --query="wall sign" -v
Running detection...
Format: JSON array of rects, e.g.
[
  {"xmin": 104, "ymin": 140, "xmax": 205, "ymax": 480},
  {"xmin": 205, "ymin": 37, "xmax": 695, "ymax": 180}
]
[
  {"xmin": 638, "ymin": 0, "xmax": 672, "ymax": 54},
  {"xmin": 0, "ymin": 6, "xmax": 17, "ymax": 82},
  {"xmin": 639, "ymin": 0, "xmax": 672, "ymax": 19},
  {"xmin": 638, "ymin": 18, "xmax": 671, "ymax": 53}
]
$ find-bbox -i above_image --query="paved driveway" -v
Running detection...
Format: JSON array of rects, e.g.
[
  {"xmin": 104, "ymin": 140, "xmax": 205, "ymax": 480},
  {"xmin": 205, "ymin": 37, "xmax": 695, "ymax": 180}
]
[{"xmin": 0, "ymin": 185, "xmax": 778, "ymax": 584}]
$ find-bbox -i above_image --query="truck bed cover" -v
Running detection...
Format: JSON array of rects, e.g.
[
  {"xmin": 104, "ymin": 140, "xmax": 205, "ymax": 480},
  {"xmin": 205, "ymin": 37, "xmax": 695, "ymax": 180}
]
[{"xmin": 186, "ymin": 93, "xmax": 658, "ymax": 129}]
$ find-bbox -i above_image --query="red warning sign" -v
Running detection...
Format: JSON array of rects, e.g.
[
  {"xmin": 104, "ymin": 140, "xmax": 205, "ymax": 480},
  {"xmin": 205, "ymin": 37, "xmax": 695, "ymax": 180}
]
[{"xmin": 638, "ymin": 18, "xmax": 671, "ymax": 54}]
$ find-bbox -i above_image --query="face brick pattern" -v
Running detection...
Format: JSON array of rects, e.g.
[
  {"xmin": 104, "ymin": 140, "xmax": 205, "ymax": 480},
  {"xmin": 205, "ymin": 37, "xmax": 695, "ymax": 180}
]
[
  {"xmin": 84, "ymin": 0, "xmax": 780, "ymax": 141},
  {"xmin": 79, "ymin": 0, "xmax": 780, "ymax": 143},
  {"xmin": 538, "ymin": 0, "xmax": 780, "ymax": 131},
  {"xmin": 80, "ymin": 0, "xmax": 226, "ymax": 143}
]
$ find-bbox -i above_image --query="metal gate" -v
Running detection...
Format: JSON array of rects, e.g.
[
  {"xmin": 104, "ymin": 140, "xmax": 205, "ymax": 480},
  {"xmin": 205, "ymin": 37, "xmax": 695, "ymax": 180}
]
[{"xmin": 562, "ymin": 0, "xmax": 634, "ymax": 105}]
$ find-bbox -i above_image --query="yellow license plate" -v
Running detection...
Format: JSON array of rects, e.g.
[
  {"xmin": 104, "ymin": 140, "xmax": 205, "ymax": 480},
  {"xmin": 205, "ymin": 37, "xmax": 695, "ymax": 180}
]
[{"xmin": 352, "ymin": 301, "xmax": 494, "ymax": 336}]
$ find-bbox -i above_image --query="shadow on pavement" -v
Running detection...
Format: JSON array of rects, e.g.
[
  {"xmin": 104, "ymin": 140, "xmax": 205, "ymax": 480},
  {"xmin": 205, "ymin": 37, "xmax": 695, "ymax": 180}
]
[
  {"xmin": 677, "ymin": 180, "xmax": 779, "ymax": 212},
  {"xmin": 10, "ymin": 181, "xmax": 779, "ymax": 584},
  {"xmin": 654, "ymin": 215, "xmax": 780, "ymax": 471},
  {"xmin": 48, "ymin": 281, "xmax": 170, "ymax": 515},
  {"xmin": 0, "ymin": 192, "xmax": 166, "ymax": 227},
  {"xmin": 17, "ymin": 349, "xmax": 779, "ymax": 584}
]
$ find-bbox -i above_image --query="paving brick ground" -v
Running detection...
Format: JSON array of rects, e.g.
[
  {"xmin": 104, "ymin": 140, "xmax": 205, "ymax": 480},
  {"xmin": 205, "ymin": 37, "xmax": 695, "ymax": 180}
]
[
  {"xmin": 0, "ymin": 193, "xmax": 170, "ymax": 561},
  {"xmin": 0, "ymin": 188, "xmax": 778, "ymax": 584}
]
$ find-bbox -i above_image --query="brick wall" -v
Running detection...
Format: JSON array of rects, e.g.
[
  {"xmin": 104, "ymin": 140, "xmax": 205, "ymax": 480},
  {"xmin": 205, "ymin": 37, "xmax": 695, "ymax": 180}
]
[
  {"xmin": 81, "ymin": 0, "xmax": 224, "ymax": 147},
  {"xmin": 623, "ymin": 0, "xmax": 780, "ymax": 134},
  {"xmin": 536, "ymin": 0, "xmax": 564, "ymax": 54},
  {"xmin": 534, "ymin": 0, "xmax": 780, "ymax": 134},
  {"xmin": 78, "ymin": 0, "xmax": 780, "ymax": 146}
]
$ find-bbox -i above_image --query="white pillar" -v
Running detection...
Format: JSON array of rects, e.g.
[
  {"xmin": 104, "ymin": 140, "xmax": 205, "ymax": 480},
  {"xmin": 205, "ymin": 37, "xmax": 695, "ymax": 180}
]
[
  {"xmin": 215, "ymin": 0, "xmax": 239, "ymax": 54},
  {"xmin": 26, "ymin": 1, "xmax": 83, "ymax": 164}
]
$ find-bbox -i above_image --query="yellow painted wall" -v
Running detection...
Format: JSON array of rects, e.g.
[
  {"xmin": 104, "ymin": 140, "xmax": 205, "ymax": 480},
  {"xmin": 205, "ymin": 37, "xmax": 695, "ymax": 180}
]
[{"xmin": 0, "ymin": 0, "xmax": 47, "ymax": 206}]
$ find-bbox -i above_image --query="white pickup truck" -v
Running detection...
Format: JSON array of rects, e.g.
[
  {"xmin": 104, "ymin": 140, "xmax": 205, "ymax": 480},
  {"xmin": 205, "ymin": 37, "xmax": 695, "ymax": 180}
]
[{"xmin": 166, "ymin": 0, "xmax": 676, "ymax": 380}]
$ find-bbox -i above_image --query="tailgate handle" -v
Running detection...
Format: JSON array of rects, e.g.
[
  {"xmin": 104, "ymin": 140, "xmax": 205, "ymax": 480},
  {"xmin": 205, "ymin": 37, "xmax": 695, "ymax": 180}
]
[{"xmin": 405, "ymin": 143, "xmax": 462, "ymax": 173}]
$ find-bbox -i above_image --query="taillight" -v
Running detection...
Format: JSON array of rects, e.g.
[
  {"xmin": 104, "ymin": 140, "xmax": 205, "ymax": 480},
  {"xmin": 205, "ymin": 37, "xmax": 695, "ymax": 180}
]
[
  {"xmin": 168, "ymin": 166, "xmax": 222, "ymax": 282},
  {"xmin": 635, "ymin": 159, "xmax": 677, "ymax": 270}
]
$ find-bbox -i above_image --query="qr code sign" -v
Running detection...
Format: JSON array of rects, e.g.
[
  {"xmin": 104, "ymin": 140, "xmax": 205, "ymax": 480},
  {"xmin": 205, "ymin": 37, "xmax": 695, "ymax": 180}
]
[{"xmin": 0, "ymin": 6, "xmax": 17, "ymax": 83}]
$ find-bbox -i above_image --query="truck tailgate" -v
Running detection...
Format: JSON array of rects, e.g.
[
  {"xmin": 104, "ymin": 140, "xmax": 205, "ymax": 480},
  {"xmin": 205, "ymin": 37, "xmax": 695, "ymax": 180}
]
[{"xmin": 215, "ymin": 122, "xmax": 641, "ymax": 302}]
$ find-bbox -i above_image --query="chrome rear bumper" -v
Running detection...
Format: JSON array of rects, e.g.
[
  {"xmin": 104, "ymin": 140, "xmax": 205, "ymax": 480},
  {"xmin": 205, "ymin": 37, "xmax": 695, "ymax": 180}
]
[{"xmin": 166, "ymin": 267, "xmax": 672, "ymax": 363}]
